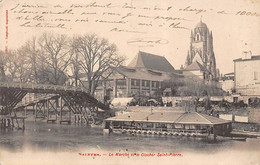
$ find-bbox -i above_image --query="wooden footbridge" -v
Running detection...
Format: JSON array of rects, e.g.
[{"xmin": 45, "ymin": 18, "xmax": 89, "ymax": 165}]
[{"xmin": 0, "ymin": 81, "xmax": 109, "ymax": 130}]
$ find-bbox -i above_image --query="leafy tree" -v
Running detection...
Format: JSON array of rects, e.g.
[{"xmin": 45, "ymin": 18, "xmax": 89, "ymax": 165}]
[{"xmin": 162, "ymin": 78, "xmax": 185, "ymax": 96}]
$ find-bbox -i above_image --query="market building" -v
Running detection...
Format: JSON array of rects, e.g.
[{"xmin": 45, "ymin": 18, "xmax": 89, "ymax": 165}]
[{"xmin": 94, "ymin": 51, "xmax": 183, "ymax": 102}]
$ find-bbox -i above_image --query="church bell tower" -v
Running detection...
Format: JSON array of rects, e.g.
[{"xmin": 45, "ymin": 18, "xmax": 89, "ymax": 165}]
[{"xmin": 185, "ymin": 20, "xmax": 217, "ymax": 80}]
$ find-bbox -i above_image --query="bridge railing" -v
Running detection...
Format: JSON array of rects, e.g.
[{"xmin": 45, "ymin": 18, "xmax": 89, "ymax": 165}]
[{"xmin": 0, "ymin": 81, "xmax": 88, "ymax": 93}]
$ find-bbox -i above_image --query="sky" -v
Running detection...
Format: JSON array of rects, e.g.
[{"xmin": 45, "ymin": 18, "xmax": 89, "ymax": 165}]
[{"xmin": 0, "ymin": 0, "xmax": 260, "ymax": 75}]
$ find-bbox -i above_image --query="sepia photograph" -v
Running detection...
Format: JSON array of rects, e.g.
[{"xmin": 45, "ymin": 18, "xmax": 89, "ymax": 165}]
[{"xmin": 0, "ymin": 0, "xmax": 260, "ymax": 164}]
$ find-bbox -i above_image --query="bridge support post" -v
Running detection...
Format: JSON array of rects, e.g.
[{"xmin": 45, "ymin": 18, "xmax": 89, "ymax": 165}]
[
  {"xmin": 76, "ymin": 115, "xmax": 79, "ymax": 125},
  {"xmin": 81, "ymin": 115, "xmax": 83, "ymax": 125},
  {"xmin": 47, "ymin": 100, "xmax": 49, "ymax": 121},
  {"xmin": 25, "ymin": 106, "xmax": 27, "ymax": 117},
  {"xmin": 59, "ymin": 97, "xmax": 71, "ymax": 125},
  {"xmin": 22, "ymin": 118, "xmax": 25, "ymax": 131},
  {"xmin": 69, "ymin": 109, "xmax": 71, "ymax": 123},
  {"xmin": 11, "ymin": 118, "xmax": 14, "ymax": 129},
  {"xmin": 34, "ymin": 104, "xmax": 36, "ymax": 122},
  {"xmin": 7, "ymin": 119, "xmax": 11, "ymax": 128},
  {"xmin": 74, "ymin": 114, "xmax": 84, "ymax": 125},
  {"xmin": 0, "ymin": 119, "xmax": 3, "ymax": 130},
  {"xmin": 35, "ymin": 102, "xmax": 45, "ymax": 121},
  {"xmin": 60, "ymin": 97, "xmax": 63, "ymax": 122},
  {"xmin": 43, "ymin": 103, "xmax": 46, "ymax": 119},
  {"xmin": 0, "ymin": 118, "xmax": 13, "ymax": 130},
  {"xmin": 47, "ymin": 98, "xmax": 58, "ymax": 123},
  {"xmin": 3, "ymin": 119, "xmax": 6, "ymax": 129}
]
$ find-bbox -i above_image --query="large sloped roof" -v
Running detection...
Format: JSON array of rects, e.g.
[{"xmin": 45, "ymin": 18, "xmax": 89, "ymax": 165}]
[
  {"xmin": 106, "ymin": 111, "xmax": 231, "ymax": 125},
  {"xmin": 114, "ymin": 66, "xmax": 172, "ymax": 81},
  {"xmin": 128, "ymin": 51, "xmax": 175, "ymax": 72},
  {"xmin": 174, "ymin": 112, "xmax": 229, "ymax": 124},
  {"xmin": 185, "ymin": 61, "xmax": 206, "ymax": 71}
]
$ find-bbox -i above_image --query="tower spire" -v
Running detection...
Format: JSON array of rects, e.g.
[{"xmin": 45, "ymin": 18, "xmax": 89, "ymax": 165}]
[
  {"xmin": 183, "ymin": 20, "xmax": 217, "ymax": 80},
  {"xmin": 190, "ymin": 30, "xmax": 193, "ymax": 42}
]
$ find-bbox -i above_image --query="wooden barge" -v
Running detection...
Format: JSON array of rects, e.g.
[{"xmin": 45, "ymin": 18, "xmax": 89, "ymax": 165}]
[{"xmin": 104, "ymin": 111, "xmax": 232, "ymax": 138}]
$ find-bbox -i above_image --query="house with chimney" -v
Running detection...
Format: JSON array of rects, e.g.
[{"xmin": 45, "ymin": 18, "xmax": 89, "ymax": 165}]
[{"xmin": 234, "ymin": 50, "xmax": 260, "ymax": 96}]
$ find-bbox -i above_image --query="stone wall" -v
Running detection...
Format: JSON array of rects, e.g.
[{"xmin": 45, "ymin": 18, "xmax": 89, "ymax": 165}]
[{"xmin": 248, "ymin": 108, "xmax": 260, "ymax": 123}]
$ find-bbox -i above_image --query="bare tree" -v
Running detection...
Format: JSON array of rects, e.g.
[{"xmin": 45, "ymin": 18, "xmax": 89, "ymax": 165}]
[
  {"xmin": 70, "ymin": 38, "xmax": 82, "ymax": 87},
  {"xmin": 19, "ymin": 37, "xmax": 41, "ymax": 83},
  {"xmin": 38, "ymin": 33, "xmax": 72, "ymax": 85},
  {"xmin": 4, "ymin": 50, "xmax": 31, "ymax": 83},
  {"xmin": 0, "ymin": 51, "xmax": 6, "ymax": 81},
  {"xmin": 73, "ymin": 34, "xmax": 125, "ymax": 96},
  {"xmin": 5, "ymin": 51, "xmax": 17, "ymax": 81}
]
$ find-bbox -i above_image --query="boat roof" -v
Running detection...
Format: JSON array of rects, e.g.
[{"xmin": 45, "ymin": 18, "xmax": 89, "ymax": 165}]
[{"xmin": 105, "ymin": 111, "xmax": 231, "ymax": 125}]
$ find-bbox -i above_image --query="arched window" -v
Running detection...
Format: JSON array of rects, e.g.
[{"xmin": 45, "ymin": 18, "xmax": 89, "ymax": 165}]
[{"xmin": 196, "ymin": 34, "xmax": 200, "ymax": 41}]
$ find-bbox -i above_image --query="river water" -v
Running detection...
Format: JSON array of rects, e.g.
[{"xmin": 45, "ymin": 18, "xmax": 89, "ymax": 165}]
[{"xmin": 0, "ymin": 120, "xmax": 260, "ymax": 165}]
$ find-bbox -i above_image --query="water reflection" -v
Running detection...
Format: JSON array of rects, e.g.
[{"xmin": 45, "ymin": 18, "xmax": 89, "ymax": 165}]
[{"xmin": 0, "ymin": 120, "xmax": 259, "ymax": 153}]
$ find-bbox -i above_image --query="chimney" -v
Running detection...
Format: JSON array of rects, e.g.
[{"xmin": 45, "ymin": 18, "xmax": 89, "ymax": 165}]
[
  {"xmin": 242, "ymin": 51, "xmax": 252, "ymax": 60},
  {"xmin": 241, "ymin": 42, "xmax": 252, "ymax": 60}
]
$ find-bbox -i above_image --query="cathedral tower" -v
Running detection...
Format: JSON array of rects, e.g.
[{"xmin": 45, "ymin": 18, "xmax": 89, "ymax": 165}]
[{"xmin": 185, "ymin": 20, "xmax": 217, "ymax": 80}]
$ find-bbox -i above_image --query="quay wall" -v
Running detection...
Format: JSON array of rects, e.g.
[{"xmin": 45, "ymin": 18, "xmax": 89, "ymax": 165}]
[{"xmin": 127, "ymin": 106, "xmax": 183, "ymax": 112}]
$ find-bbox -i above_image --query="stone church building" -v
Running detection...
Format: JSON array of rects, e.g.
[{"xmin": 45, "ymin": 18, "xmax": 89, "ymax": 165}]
[{"xmin": 181, "ymin": 20, "xmax": 218, "ymax": 81}]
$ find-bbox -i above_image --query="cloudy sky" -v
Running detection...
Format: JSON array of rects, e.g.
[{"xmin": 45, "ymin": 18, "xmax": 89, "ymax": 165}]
[{"xmin": 0, "ymin": 0, "xmax": 260, "ymax": 74}]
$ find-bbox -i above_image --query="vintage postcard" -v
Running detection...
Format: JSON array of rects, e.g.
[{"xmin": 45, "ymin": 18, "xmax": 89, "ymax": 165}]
[{"xmin": 0, "ymin": 0, "xmax": 260, "ymax": 164}]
